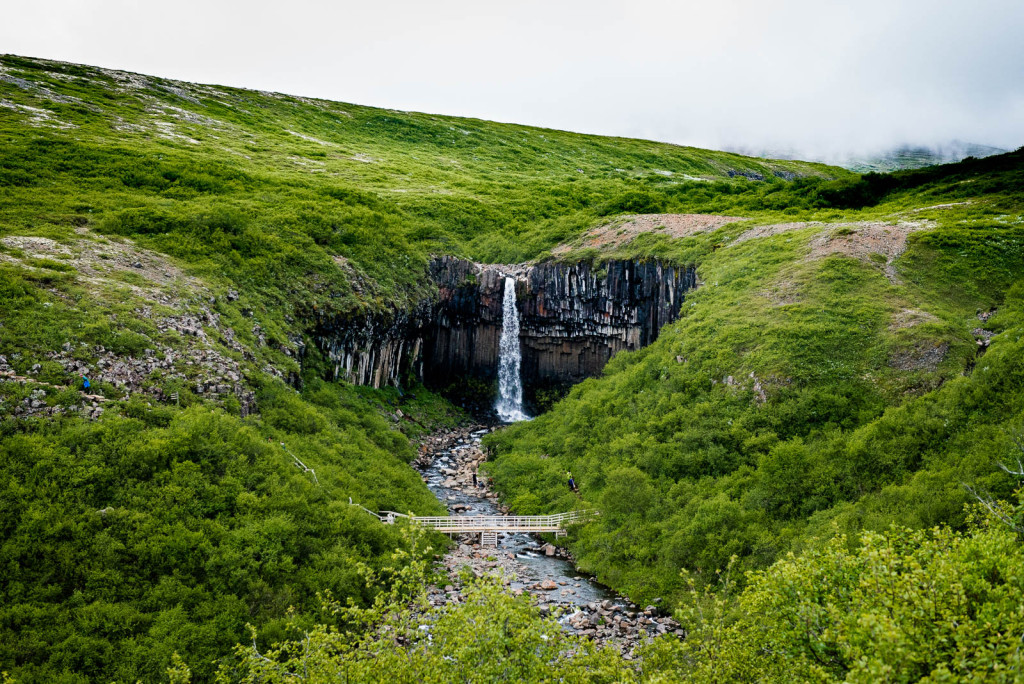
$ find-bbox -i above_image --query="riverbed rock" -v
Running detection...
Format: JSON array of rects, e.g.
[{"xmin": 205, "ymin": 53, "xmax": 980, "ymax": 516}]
[{"xmin": 417, "ymin": 424, "xmax": 681, "ymax": 656}]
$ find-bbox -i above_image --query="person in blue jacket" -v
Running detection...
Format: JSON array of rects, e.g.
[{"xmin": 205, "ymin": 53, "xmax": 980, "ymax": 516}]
[{"xmin": 82, "ymin": 375, "xmax": 91, "ymax": 391}]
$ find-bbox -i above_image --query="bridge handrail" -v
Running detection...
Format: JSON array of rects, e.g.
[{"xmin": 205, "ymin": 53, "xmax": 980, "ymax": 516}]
[
  {"xmin": 409, "ymin": 510, "xmax": 599, "ymax": 531},
  {"xmin": 410, "ymin": 511, "xmax": 596, "ymax": 524},
  {"xmin": 356, "ymin": 505, "xmax": 599, "ymax": 530},
  {"xmin": 348, "ymin": 498, "xmax": 384, "ymax": 521}
]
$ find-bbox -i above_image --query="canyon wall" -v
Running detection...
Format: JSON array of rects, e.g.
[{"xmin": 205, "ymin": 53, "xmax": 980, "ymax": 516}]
[
  {"xmin": 518, "ymin": 259, "xmax": 695, "ymax": 388},
  {"xmin": 308, "ymin": 256, "xmax": 696, "ymax": 406}
]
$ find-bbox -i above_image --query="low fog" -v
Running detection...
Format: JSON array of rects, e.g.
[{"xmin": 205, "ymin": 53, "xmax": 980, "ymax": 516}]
[{"xmin": 2, "ymin": 0, "xmax": 1022, "ymax": 160}]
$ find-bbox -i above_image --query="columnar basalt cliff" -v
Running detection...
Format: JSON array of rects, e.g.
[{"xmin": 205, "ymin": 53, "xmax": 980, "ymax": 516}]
[
  {"xmin": 311, "ymin": 306, "xmax": 432, "ymax": 389},
  {"xmin": 308, "ymin": 257, "xmax": 696, "ymax": 407},
  {"xmin": 518, "ymin": 260, "xmax": 695, "ymax": 388},
  {"xmin": 421, "ymin": 257, "xmax": 509, "ymax": 384}
]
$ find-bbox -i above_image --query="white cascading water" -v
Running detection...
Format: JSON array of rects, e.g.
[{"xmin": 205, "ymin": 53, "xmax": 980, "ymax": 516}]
[{"xmin": 495, "ymin": 276, "xmax": 529, "ymax": 422}]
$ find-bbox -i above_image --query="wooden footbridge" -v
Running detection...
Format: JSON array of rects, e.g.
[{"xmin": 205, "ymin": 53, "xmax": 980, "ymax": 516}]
[{"xmin": 350, "ymin": 501, "xmax": 597, "ymax": 547}]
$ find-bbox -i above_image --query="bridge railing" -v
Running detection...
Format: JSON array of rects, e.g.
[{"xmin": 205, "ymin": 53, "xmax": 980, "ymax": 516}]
[{"xmin": 372, "ymin": 509, "xmax": 599, "ymax": 532}]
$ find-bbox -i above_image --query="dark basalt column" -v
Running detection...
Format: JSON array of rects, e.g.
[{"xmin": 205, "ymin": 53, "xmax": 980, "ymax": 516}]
[
  {"xmin": 310, "ymin": 307, "xmax": 431, "ymax": 389},
  {"xmin": 421, "ymin": 257, "xmax": 506, "ymax": 385},
  {"xmin": 517, "ymin": 260, "xmax": 694, "ymax": 389},
  {"xmin": 307, "ymin": 257, "xmax": 696, "ymax": 401}
]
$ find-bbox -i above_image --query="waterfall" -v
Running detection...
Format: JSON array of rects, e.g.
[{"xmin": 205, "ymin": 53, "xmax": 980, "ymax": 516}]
[{"xmin": 495, "ymin": 276, "xmax": 529, "ymax": 422}]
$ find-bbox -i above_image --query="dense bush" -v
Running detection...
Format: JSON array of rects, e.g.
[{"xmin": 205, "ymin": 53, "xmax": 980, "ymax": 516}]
[
  {"xmin": 0, "ymin": 382, "xmax": 444, "ymax": 683},
  {"xmin": 646, "ymin": 517, "xmax": 1024, "ymax": 682},
  {"xmin": 220, "ymin": 531, "xmax": 630, "ymax": 683},
  {"xmin": 219, "ymin": 510, "xmax": 1024, "ymax": 683}
]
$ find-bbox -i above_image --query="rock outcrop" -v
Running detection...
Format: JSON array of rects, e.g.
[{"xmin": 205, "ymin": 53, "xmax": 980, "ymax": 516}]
[
  {"xmin": 313, "ymin": 307, "xmax": 431, "ymax": 389},
  {"xmin": 518, "ymin": 259, "xmax": 694, "ymax": 387},
  {"xmin": 309, "ymin": 256, "xmax": 696, "ymax": 407}
]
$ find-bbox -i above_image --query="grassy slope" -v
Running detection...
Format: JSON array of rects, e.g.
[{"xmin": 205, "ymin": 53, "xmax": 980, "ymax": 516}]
[
  {"xmin": 485, "ymin": 151, "xmax": 1024, "ymax": 604},
  {"xmin": 0, "ymin": 54, "xmax": 838, "ymax": 682},
  {"xmin": 1, "ymin": 53, "xmax": 1023, "ymax": 680},
  {"xmin": 0, "ymin": 53, "xmax": 837, "ymax": 273},
  {"xmin": 0, "ymin": 54, "xmax": 847, "ymax": 388}
]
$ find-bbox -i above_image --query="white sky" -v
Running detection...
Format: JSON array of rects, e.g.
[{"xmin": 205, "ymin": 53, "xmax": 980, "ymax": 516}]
[{"xmin": 3, "ymin": 0, "xmax": 1023, "ymax": 158}]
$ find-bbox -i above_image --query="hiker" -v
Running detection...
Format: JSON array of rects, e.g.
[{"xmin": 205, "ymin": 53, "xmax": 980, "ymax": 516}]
[
  {"xmin": 472, "ymin": 470, "xmax": 479, "ymax": 488},
  {"xmin": 82, "ymin": 375, "xmax": 90, "ymax": 391},
  {"xmin": 567, "ymin": 471, "xmax": 578, "ymax": 493}
]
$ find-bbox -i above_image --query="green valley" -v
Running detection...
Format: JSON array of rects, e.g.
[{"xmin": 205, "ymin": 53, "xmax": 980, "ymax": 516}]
[{"xmin": 2, "ymin": 53, "xmax": 1024, "ymax": 682}]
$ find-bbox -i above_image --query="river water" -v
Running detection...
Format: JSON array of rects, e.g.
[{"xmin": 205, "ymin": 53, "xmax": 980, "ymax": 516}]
[{"xmin": 419, "ymin": 427, "xmax": 617, "ymax": 614}]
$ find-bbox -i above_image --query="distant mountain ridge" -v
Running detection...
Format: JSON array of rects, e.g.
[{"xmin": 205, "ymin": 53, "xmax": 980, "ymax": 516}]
[
  {"xmin": 728, "ymin": 141, "xmax": 1008, "ymax": 173},
  {"xmin": 838, "ymin": 141, "xmax": 1008, "ymax": 173}
]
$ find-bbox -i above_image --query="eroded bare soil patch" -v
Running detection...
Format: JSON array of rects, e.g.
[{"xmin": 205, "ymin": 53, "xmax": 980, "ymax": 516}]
[
  {"xmin": 1, "ymin": 231, "xmax": 199, "ymax": 301},
  {"xmin": 807, "ymin": 222, "xmax": 926, "ymax": 262},
  {"xmin": 889, "ymin": 342, "xmax": 949, "ymax": 372},
  {"xmin": 733, "ymin": 221, "xmax": 931, "ymax": 283},
  {"xmin": 889, "ymin": 308, "xmax": 940, "ymax": 331},
  {"xmin": 553, "ymin": 213, "xmax": 745, "ymax": 255}
]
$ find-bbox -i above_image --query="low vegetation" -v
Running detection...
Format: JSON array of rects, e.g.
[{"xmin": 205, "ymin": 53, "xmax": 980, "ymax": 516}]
[
  {"xmin": 0, "ymin": 380, "xmax": 460, "ymax": 682},
  {"xmin": 486, "ymin": 154, "xmax": 1024, "ymax": 606},
  {"xmin": 207, "ymin": 510, "xmax": 1024, "ymax": 682},
  {"xmin": 1, "ymin": 54, "xmax": 1023, "ymax": 682}
]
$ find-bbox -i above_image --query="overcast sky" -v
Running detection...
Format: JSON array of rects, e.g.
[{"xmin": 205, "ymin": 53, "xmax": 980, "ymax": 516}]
[{"xmin": 3, "ymin": 0, "xmax": 1023, "ymax": 159}]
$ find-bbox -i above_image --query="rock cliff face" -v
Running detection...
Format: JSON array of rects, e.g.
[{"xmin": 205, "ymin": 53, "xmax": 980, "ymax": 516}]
[
  {"xmin": 308, "ymin": 257, "xmax": 696, "ymax": 407},
  {"xmin": 312, "ymin": 306, "xmax": 431, "ymax": 389},
  {"xmin": 518, "ymin": 260, "xmax": 695, "ymax": 388}
]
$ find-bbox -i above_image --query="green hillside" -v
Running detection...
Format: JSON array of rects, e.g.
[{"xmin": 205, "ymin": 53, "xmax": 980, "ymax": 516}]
[
  {"xmin": 486, "ymin": 152, "xmax": 1024, "ymax": 604},
  {"xmin": 2, "ymin": 53, "xmax": 1024, "ymax": 682}
]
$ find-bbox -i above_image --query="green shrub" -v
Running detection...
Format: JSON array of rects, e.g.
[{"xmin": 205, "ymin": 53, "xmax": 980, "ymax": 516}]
[
  {"xmin": 646, "ymin": 519, "xmax": 1024, "ymax": 682},
  {"xmin": 0, "ymin": 394, "xmax": 442, "ymax": 682}
]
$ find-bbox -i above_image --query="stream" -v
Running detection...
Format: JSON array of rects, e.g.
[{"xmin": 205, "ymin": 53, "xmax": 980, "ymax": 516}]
[{"xmin": 415, "ymin": 425, "xmax": 681, "ymax": 653}]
